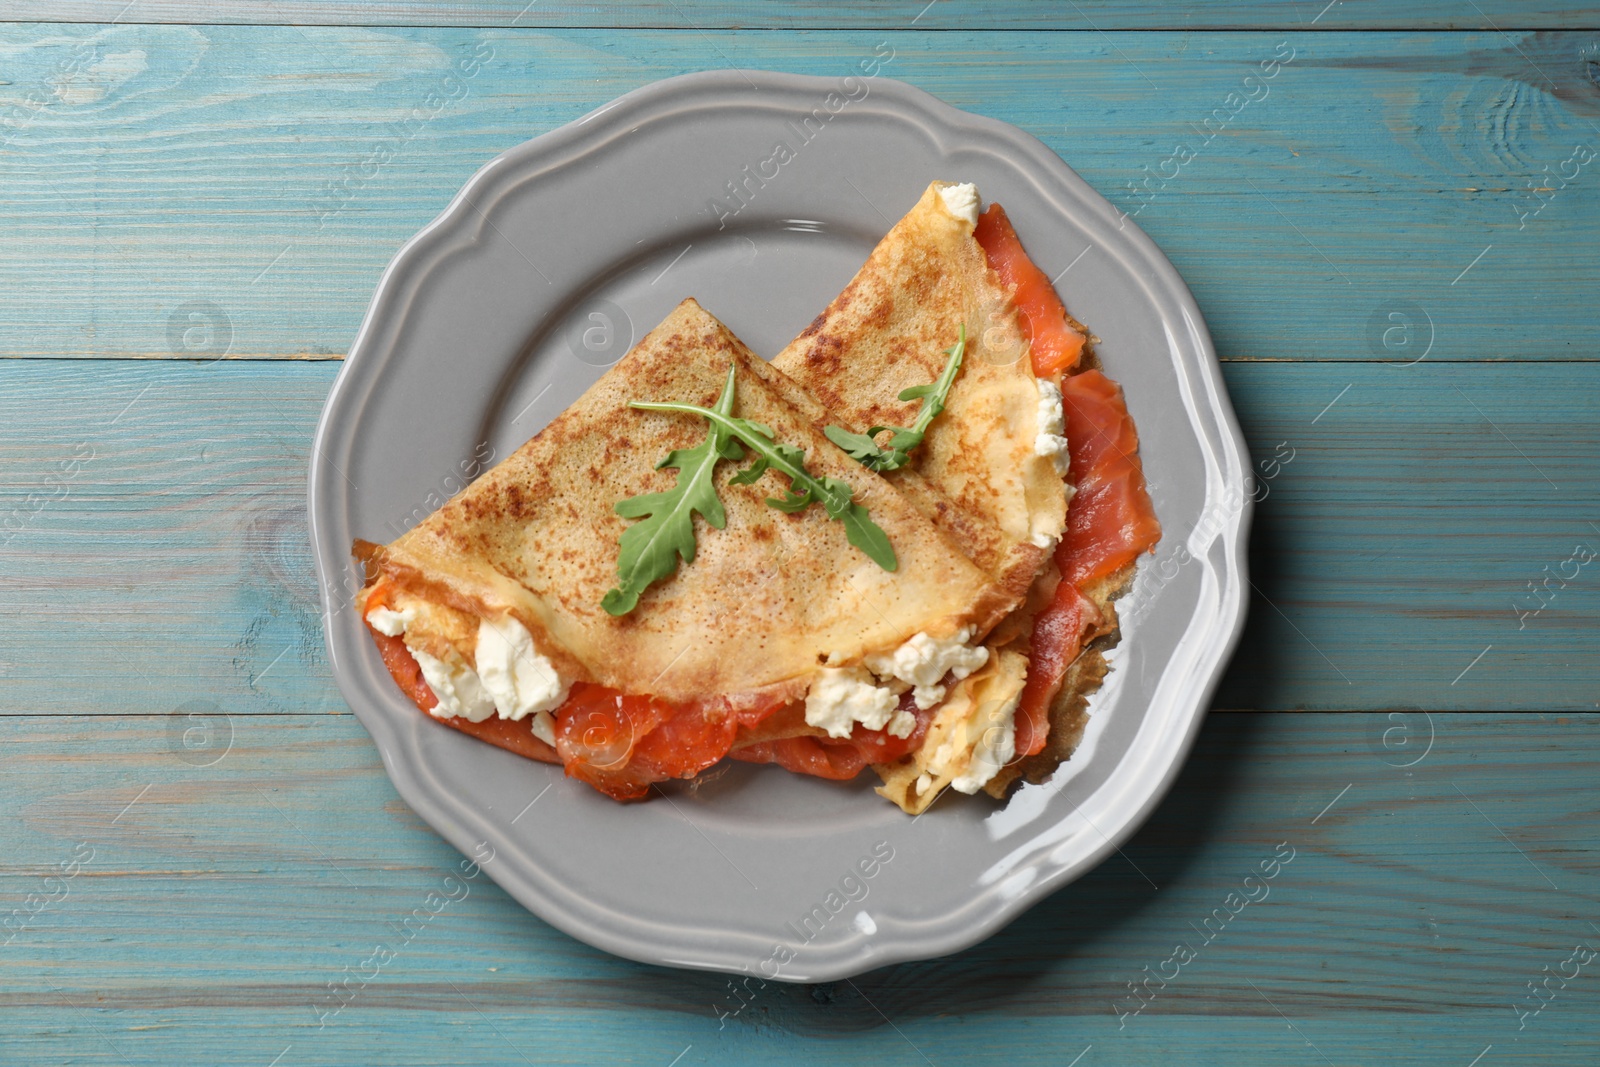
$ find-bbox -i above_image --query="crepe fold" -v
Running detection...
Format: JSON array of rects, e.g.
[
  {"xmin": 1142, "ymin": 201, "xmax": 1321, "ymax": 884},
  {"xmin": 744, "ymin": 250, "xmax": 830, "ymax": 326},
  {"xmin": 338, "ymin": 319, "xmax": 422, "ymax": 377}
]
[
  {"xmin": 768, "ymin": 181, "xmax": 1076, "ymax": 808},
  {"xmin": 772, "ymin": 181, "xmax": 1068, "ymax": 606},
  {"xmin": 359, "ymin": 298, "xmax": 1010, "ymax": 712}
]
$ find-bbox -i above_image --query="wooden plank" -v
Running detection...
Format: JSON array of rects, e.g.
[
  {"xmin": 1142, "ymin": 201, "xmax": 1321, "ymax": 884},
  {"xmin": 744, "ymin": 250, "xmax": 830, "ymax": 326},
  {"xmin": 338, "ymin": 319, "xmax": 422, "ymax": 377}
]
[
  {"xmin": 6, "ymin": 2, "xmax": 1597, "ymax": 30},
  {"xmin": 0, "ymin": 361, "xmax": 338, "ymax": 718},
  {"xmin": 0, "ymin": 359, "xmax": 1596, "ymax": 714},
  {"xmin": 1, "ymin": 712, "xmax": 1596, "ymax": 1065},
  {"xmin": 1212, "ymin": 360, "xmax": 1600, "ymax": 711},
  {"xmin": 0, "ymin": 26, "xmax": 1595, "ymax": 361}
]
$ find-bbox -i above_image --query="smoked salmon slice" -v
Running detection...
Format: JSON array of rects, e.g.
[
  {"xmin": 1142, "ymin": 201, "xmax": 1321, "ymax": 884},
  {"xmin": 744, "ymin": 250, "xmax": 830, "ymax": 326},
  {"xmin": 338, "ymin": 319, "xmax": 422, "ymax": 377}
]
[
  {"xmin": 364, "ymin": 593, "xmax": 785, "ymax": 800},
  {"xmin": 554, "ymin": 684, "xmax": 764, "ymax": 801},
  {"xmin": 730, "ymin": 697, "xmax": 931, "ymax": 781},
  {"xmin": 1057, "ymin": 370, "xmax": 1163, "ymax": 588},
  {"xmin": 974, "ymin": 203, "xmax": 1087, "ymax": 376},
  {"xmin": 975, "ymin": 204, "xmax": 1162, "ymax": 758},
  {"xmin": 1013, "ymin": 586, "xmax": 1102, "ymax": 757},
  {"xmin": 1012, "ymin": 373, "xmax": 1160, "ymax": 755}
]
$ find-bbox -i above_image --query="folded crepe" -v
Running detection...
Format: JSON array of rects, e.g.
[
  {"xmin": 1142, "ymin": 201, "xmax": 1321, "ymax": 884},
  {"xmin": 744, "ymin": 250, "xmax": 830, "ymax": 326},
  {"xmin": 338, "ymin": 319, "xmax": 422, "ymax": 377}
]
[
  {"xmin": 768, "ymin": 181, "xmax": 1159, "ymax": 813},
  {"xmin": 356, "ymin": 298, "xmax": 1011, "ymax": 801},
  {"xmin": 772, "ymin": 181, "xmax": 1069, "ymax": 605},
  {"xmin": 355, "ymin": 186, "xmax": 1159, "ymax": 814}
]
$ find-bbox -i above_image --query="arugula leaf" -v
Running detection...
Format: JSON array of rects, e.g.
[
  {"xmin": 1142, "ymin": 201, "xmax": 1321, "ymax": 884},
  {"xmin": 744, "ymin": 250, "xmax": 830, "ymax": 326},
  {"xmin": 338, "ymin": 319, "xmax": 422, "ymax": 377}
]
[
  {"xmin": 631, "ymin": 376, "xmax": 899, "ymax": 573},
  {"xmin": 836, "ymin": 499, "xmax": 896, "ymax": 566},
  {"xmin": 601, "ymin": 370, "xmax": 744, "ymax": 616},
  {"xmin": 822, "ymin": 426, "xmax": 889, "ymax": 465},
  {"xmin": 822, "ymin": 323, "xmax": 967, "ymax": 472}
]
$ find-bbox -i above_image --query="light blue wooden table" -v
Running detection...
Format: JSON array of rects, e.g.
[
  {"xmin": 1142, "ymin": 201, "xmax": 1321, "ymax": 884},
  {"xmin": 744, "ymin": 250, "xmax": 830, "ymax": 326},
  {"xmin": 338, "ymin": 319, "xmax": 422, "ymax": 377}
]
[{"xmin": 3, "ymin": 4, "xmax": 1597, "ymax": 1065}]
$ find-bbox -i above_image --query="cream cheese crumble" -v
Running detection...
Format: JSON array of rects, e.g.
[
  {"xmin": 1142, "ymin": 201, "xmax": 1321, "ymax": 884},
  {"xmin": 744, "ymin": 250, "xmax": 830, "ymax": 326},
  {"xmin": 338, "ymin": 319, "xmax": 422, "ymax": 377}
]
[
  {"xmin": 529, "ymin": 710, "xmax": 557, "ymax": 746},
  {"xmin": 1034, "ymin": 377, "xmax": 1071, "ymax": 476},
  {"xmin": 475, "ymin": 616, "xmax": 569, "ymax": 722},
  {"xmin": 366, "ymin": 604, "xmax": 416, "ymax": 637},
  {"xmin": 949, "ymin": 688, "xmax": 1021, "ymax": 794},
  {"xmin": 938, "ymin": 182, "xmax": 980, "ymax": 226},
  {"xmin": 409, "ymin": 647, "xmax": 497, "ymax": 722},
  {"xmin": 369, "ymin": 600, "xmax": 568, "ymax": 731},
  {"xmin": 804, "ymin": 667, "xmax": 899, "ymax": 739},
  {"xmin": 864, "ymin": 627, "xmax": 989, "ymax": 710}
]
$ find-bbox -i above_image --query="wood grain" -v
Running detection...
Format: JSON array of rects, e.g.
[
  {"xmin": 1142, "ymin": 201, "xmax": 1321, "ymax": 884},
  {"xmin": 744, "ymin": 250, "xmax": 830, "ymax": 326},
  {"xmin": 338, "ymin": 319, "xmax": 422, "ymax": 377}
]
[
  {"xmin": 0, "ymin": 359, "xmax": 1595, "ymax": 715},
  {"xmin": 0, "ymin": 27, "xmax": 1594, "ymax": 361},
  {"xmin": 3, "ymin": 14, "xmax": 1597, "ymax": 1066},
  {"xmin": 2, "ymin": 712, "xmax": 1595, "ymax": 1065},
  {"xmin": 7, "ymin": 2, "xmax": 1599, "ymax": 30}
]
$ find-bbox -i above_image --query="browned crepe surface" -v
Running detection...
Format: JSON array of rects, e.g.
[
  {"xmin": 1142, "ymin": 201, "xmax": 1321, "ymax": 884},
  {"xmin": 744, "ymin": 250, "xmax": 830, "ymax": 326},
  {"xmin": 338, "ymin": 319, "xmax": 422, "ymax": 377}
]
[
  {"xmin": 771, "ymin": 182, "xmax": 1066, "ymax": 601},
  {"xmin": 360, "ymin": 299, "xmax": 1010, "ymax": 709}
]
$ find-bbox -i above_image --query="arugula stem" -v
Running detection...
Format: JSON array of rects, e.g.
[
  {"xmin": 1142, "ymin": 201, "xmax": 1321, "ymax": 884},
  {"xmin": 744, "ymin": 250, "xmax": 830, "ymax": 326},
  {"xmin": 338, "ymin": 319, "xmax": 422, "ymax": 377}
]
[
  {"xmin": 906, "ymin": 322, "xmax": 966, "ymax": 436},
  {"xmin": 631, "ymin": 368, "xmax": 897, "ymax": 571},
  {"xmin": 634, "ymin": 370, "xmax": 834, "ymax": 501},
  {"xmin": 823, "ymin": 324, "xmax": 967, "ymax": 472},
  {"xmin": 599, "ymin": 368, "xmax": 743, "ymax": 616}
]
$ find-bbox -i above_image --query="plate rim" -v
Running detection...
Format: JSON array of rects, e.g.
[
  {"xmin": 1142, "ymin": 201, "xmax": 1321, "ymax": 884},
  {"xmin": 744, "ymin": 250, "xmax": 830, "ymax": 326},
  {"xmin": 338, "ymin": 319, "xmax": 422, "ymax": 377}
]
[{"xmin": 308, "ymin": 67, "xmax": 1252, "ymax": 981}]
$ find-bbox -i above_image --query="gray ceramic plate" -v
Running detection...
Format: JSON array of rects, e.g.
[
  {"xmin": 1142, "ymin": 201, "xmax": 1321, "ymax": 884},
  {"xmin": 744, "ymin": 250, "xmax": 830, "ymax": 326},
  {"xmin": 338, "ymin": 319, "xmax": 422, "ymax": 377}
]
[{"xmin": 309, "ymin": 70, "xmax": 1250, "ymax": 982}]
